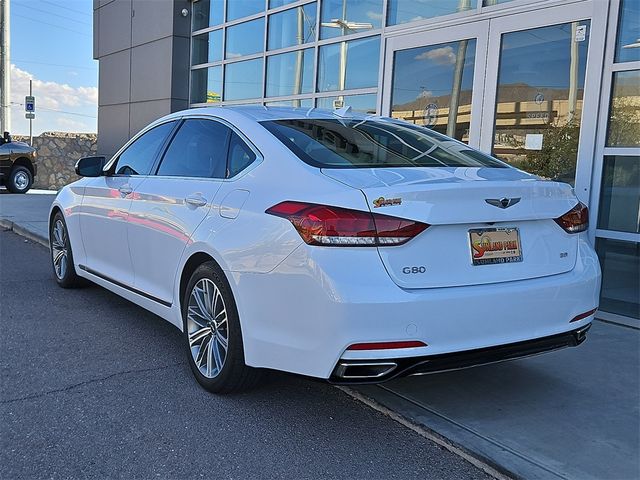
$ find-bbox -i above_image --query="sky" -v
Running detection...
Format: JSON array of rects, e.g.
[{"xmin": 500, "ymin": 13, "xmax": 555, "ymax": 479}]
[{"xmin": 9, "ymin": 0, "xmax": 97, "ymax": 136}]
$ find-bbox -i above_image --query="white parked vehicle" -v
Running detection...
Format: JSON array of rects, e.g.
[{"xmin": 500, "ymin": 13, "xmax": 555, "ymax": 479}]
[{"xmin": 49, "ymin": 106, "xmax": 601, "ymax": 393}]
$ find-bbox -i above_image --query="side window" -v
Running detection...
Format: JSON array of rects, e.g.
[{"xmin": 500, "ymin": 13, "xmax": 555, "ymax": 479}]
[
  {"xmin": 114, "ymin": 121, "xmax": 176, "ymax": 176},
  {"xmin": 157, "ymin": 119, "xmax": 231, "ymax": 178},
  {"xmin": 227, "ymin": 132, "xmax": 256, "ymax": 177}
]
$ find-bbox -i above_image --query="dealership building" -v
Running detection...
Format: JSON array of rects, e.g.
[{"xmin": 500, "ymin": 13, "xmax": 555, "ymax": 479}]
[{"xmin": 92, "ymin": 0, "xmax": 639, "ymax": 325}]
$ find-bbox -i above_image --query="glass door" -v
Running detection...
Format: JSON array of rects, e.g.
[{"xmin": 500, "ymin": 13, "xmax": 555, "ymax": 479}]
[
  {"xmin": 480, "ymin": 3, "xmax": 608, "ymax": 203},
  {"xmin": 382, "ymin": 22, "xmax": 489, "ymax": 148}
]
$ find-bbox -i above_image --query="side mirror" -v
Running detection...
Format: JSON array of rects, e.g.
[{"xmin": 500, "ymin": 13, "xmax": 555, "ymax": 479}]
[{"xmin": 75, "ymin": 156, "xmax": 106, "ymax": 177}]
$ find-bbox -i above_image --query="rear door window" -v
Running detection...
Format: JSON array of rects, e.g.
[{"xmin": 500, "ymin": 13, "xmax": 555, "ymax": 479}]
[{"xmin": 157, "ymin": 119, "xmax": 231, "ymax": 178}]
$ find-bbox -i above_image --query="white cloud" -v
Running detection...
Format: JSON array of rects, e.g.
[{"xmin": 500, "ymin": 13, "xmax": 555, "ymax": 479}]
[
  {"xmin": 366, "ymin": 11, "xmax": 384, "ymax": 21},
  {"xmin": 9, "ymin": 64, "xmax": 97, "ymax": 135},
  {"xmin": 414, "ymin": 45, "xmax": 457, "ymax": 65}
]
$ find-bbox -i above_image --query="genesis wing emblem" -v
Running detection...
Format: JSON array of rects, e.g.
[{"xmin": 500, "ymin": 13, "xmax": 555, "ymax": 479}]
[{"xmin": 485, "ymin": 197, "xmax": 521, "ymax": 209}]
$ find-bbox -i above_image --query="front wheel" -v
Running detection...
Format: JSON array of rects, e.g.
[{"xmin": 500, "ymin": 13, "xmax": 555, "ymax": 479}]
[
  {"xmin": 7, "ymin": 166, "xmax": 33, "ymax": 193},
  {"xmin": 183, "ymin": 262, "xmax": 262, "ymax": 393},
  {"xmin": 50, "ymin": 212, "xmax": 81, "ymax": 288}
]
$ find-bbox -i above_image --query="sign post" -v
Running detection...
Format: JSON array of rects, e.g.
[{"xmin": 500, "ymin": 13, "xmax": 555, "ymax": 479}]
[{"xmin": 25, "ymin": 80, "xmax": 34, "ymax": 146}]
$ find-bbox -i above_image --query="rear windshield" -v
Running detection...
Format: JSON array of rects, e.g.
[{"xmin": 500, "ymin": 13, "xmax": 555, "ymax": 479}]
[{"xmin": 261, "ymin": 118, "xmax": 508, "ymax": 169}]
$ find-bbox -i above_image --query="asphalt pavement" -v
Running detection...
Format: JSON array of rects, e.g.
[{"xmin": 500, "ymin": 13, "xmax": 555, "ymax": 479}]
[{"xmin": 0, "ymin": 230, "xmax": 488, "ymax": 480}]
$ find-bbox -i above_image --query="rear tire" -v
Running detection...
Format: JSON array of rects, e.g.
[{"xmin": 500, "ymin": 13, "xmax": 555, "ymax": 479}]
[
  {"xmin": 7, "ymin": 166, "xmax": 33, "ymax": 193},
  {"xmin": 50, "ymin": 212, "xmax": 81, "ymax": 288},
  {"xmin": 183, "ymin": 261, "xmax": 262, "ymax": 393}
]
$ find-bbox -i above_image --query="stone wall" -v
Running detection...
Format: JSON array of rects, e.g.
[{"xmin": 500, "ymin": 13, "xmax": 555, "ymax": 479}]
[{"xmin": 14, "ymin": 132, "xmax": 98, "ymax": 190}]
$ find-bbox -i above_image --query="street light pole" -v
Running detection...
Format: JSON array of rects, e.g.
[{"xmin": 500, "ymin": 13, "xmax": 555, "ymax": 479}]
[{"xmin": 0, "ymin": 0, "xmax": 11, "ymax": 133}]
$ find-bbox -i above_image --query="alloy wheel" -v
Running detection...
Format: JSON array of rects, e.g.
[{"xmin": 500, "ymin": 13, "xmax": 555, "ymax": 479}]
[
  {"xmin": 51, "ymin": 219, "xmax": 68, "ymax": 279},
  {"xmin": 187, "ymin": 278, "xmax": 229, "ymax": 378},
  {"xmin": 14, "ymin": 171, "xmax": 29, "ymax": 191}
]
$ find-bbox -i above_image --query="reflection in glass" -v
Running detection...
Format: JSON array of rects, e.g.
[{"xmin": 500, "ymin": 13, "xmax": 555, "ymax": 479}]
[
  {"xmin": 615, "ymin": 0, "xmax": 640, "ymax": 63},
  {"xmin": 598, "ymin": 156, "xmax": 640, "ymax": 234},
  {"xmin": 391, "ymin": 39, "xmax": 476, "ymax": 143},
  {"xmin": 268, "ymin": 3, "xmax": 316, "ymax": 51},
  {"xmin": 492, "ymin": 21, "xmax": 590, "ymax": 185},
  {"xmin": 317, "ymin": 36, "xmax": 380, "ymax": 92},
  {"xmin": 320, "ymin": 0, "xmax": 382, "ymax": 39},
  {"xmin": 482, "ymin": 0, "xmax": 519, "ymax": 5},
  {"xmin": 192, "ymin": 0, "xmax": 224, "ymax": 30},
  {"xmin": 316, "ymin": 93, "xmax": 377, "ymax": 113},
  {"xmin": 596, "ymin": 238, "xmax": 640, "ymax": 319},
  {"xmin": 224, "ymin": 59, "xmax": 263, "ymax": 100},
  {"xmin": 607, "ymin": 70, "xmax": 640, "ymax": 147},
  {"xmin": 387, "ymin": 0, "xmax": 476, "ymax": 26},
  {"xmin": 266, "ymin": 49, "xmax": 314, "ymax": 97},
  {"xmin": 269, "ymin": 0, "xmax": 297, "ymax": 7},
  {"xmin": 226, "ymin": 18, "xmax": 265, "ymax": 59},
  {"xmin": 190, "ymin": 66, "xmax": 222, "ymax": 103},
  {"xmin": 192, "ymin": 29, "xmax": 223, "ymax": 65},
  {"xmin": 227, "ymin": 0, "xmax": 263, "ymax": 22},
  {"xmin": 266, "ymin": 98, "xmax": 314, "ymax": 107}
]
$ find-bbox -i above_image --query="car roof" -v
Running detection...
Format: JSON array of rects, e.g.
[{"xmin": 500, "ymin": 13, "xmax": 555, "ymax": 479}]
[{"xmin": 160, "ymin": 105, "xmax": 382, "ymax": 124}]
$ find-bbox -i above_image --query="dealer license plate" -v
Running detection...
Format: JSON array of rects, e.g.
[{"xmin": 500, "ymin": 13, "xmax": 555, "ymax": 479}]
[{"xmin": 469, "ymin": 227, "xmax": 523, "ymax": 266}]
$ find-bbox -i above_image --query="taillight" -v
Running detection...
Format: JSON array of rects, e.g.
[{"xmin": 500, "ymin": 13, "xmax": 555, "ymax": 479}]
[
  {"xmin": 266, "ymin": 201, "xmax": 429, "ymax": 247},
  {"xmin": 554, "ymin": 202, "xmax": 589, "ymax": 233}
]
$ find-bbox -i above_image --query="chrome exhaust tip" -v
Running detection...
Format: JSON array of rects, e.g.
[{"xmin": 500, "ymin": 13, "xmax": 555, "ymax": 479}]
[{"xmin": 334, "ymin": 361, "xmax": 398, "ymax": 379}]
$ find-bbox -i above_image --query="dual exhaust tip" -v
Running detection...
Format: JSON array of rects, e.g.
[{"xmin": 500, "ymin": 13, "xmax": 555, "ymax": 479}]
[{"xmin": 334, "ymin": 361, "xmax": 398, "ymax": 380}]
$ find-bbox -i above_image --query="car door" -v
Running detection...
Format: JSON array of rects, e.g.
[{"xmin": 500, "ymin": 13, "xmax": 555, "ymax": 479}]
[
  {"xmin": 126, "ymin": 117, "xmax": 232, "ymax": 305},
  {"xmin": 79, "ymin": 121, "xmax": 177, "ymax": 286}
]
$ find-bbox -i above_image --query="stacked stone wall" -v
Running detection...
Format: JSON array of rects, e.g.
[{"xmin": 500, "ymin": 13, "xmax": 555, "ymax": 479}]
[{"xmin": 13, "ymin": 132, "xmax": 98, "ymax": 190}]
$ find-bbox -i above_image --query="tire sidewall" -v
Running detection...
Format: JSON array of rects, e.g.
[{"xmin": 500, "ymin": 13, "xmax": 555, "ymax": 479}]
[
  {"xmin": 8, "ymin": 166, "xmax": 33, "ymax": 194},
  {"xmin": 182, "ymin": 262, "xmax": 246, "ymax": 392}
]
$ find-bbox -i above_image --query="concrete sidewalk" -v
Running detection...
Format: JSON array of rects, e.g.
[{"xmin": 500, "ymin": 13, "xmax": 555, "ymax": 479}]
[{"xmin": 1, "ymin": 190, "xmax": 639, "ymax": 480}]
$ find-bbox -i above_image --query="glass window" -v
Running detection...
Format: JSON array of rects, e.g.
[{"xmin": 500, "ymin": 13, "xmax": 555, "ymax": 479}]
[
  {"xmin": 317, "ymin": 36, "xmax": 380, "ymax": 92},
  {"xmin": 226, "ymin": 18, "xmax": 265, "ymax": 59},
  {"xmin": 607, "ymin": 70, "xmax": 640, "ymax": 147},
  {"xmin": 227, "ymin": 0, "xmax": 263, "ymax": 21},
  {"xmin": 227, "ymin": 132, "xmax": 257, "ymax": 177},
  {"xmin": 615, "ymin": 0, "xmax": 640, "ymax": 63},
  {"xmin": 320, "ymin": 0, "xmax": 382, "ymax": 39},
  {"xmin": 193, "ymin": 0, "xmax": 224, "ymax": 30},
  {"xmin": 268, "ymin": 3, "xmax": 316, "ymax": 50},
  {"xmin": 261, "ymin": 118, "xmax": 507, "ymax": 169},
  {"xmin": 157, "ymin": 119, "xmax": 230, "ymax": 178},
  {"xmin": 190, "ymin": 66, "xmax": 222, "ymax": 103},
  {"xmin": 595, "ymin": 238, "xmax": 640, "ymax": 319},
  {"xmin": 482, "ymin": 0, "xmax": 520, "ymax": 5},
  {"xmin": 224, "ymin": 59, "xmax": 264, "ymax": 100},
  {"xmin": 316, "ymin": 93, "xmax": 377, "ymax": 113},
  {"xmin": 492, "ymin": 21, "xmax": 590, "ymax": 186},
  {"xmin": 114, "ymin": 122, "xmax": 176, "ymax": 176},
  {"xmin": 269, "ymin": 0, "xmax": 296, "ymax": 8},
  {"xmin": 390, "ymin": 39, "xmax": 476, "ymax": 143},
  {"xmin": 265, "ymin": 98, "xmax": 314, "ymax": 107},
  {"xmin": 266, "ymin": 49, "xmax": 314, "ymax": 97},
  {"xmin": 597, "ymin": 156, "xmax": 640, "ymax": 234},
  {"xmin": 192, "ymin": 29, "xmax": 223, "ymax": 65},
  {"xmin": 387, "ymin": 0, "xmax": 476, "ymax": 26}
]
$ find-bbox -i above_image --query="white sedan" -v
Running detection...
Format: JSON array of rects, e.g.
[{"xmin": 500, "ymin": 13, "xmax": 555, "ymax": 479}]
[{"xmin": 49, "ymin": 106, "xmax": 601, "ymax": 393}]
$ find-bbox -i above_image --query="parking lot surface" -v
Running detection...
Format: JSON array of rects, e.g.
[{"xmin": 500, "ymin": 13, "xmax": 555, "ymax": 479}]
[{"xmin": 0, "ymin": 230, "xmax": 488, "ymax": 480}]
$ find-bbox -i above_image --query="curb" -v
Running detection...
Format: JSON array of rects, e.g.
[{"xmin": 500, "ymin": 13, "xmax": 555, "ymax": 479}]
[
  {"xmin": 338, "ymin": 386, "xmax": 513, "ymax": 480},
  {"xmin": 0, "ymin": 218, "xmax": 49, "ymax": 248}
]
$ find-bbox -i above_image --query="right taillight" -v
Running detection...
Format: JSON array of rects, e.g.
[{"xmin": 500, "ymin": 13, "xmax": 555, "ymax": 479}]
[
  {"xmin": 265, "ymin": 201, "xmax": 429, "ymax": 247},
  {"xmin": 554, "ymin": 202, "xmax": 589, "ymax": 233}
]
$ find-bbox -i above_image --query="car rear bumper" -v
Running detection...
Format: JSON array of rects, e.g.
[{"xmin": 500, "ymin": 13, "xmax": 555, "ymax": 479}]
[
  {"xmin": 329, "ymin": 323, "xmax": 591, "ymax": 384},
  {"xmin": 232, "ymin": 236, "xmax": 601, "ymax": 380}
]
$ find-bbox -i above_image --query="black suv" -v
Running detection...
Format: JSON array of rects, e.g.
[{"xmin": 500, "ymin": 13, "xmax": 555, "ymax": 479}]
[{"xmin": 0, "ymin": 132, "xmax": 37, "ymax": 193}]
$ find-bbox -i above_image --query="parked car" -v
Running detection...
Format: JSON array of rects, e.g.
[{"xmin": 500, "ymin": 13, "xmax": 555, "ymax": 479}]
[
  {"xmin": 48, "ymin": 106, "xmax": 601, "ymax": 393},
  {"xmin": 0, "ymin": 132, "xmax": 37, "ymax": 193}
]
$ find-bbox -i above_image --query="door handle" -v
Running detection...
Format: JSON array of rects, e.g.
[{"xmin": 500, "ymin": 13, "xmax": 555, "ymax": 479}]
[
  {"xmin": 118, "ymin": 185, "xmax": 133, "ymax": 196},
  {"xmin": 185, "ymin": 194, "xmax": 208, "ymax": 207}
]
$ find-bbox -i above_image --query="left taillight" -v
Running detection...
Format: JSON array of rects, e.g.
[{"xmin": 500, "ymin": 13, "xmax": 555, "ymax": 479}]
[
  {"xmin": 265, "ymin": 201, "xmax": 429, "ymax": 247},
  {"xmin": 554, "ymin": 202, "xmax": 589, "ymax": 234}
]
